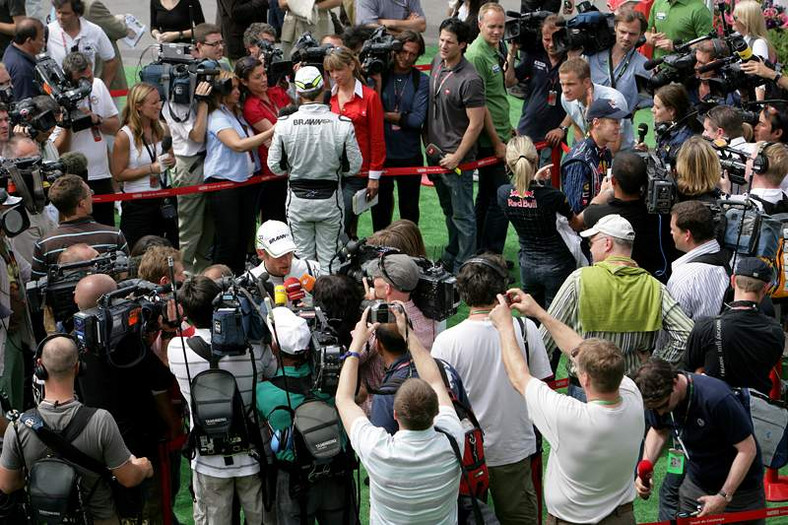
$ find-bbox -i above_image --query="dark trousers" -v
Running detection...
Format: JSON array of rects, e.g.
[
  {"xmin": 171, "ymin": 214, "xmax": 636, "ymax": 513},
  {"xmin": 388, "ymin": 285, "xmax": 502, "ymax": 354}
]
[
  {"xmin": 257, "ymin": 176, "xmax": 288, "ymax": 223},
  {"xmin": 371, "ymin": 154, "xmax": 423, "ymax": 231},
  {"xmin": 88, "ymin": 178, "xmax": 116, "ymax": 227},
  {"xmin": 120, "ymin": 198, "xmax": 179, "ymax": 254},
  {"xmin": 475, "ymin": 146, "xmax": 509, "ymax": 254},
  {"xmin": 207, "ymin": 178, "xmax": 257, "ymax": 275}
]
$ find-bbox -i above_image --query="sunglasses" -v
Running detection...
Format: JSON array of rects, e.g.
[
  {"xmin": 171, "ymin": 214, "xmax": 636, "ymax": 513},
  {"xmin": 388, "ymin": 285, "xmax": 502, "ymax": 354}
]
[{"xmin": 203, "ymin": 40, "xmax": 224, "ymax": 47}]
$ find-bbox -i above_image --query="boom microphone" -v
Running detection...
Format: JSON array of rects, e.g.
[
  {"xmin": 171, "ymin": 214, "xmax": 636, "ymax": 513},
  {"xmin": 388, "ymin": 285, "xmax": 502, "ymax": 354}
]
[{"xmin": 637, "ymin": 123, "xmax": 648, "ymax": 143}]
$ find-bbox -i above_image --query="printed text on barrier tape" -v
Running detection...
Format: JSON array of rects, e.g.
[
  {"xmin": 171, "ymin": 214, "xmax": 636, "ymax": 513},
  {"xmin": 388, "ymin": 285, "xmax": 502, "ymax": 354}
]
[{"xmin": 638, "ymin": 504, "xmax": 788, "ymax": 525}]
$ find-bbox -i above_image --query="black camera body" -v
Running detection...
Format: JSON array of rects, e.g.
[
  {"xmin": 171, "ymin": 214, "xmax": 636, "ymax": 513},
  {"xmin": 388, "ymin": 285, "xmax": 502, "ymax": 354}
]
[
  {"xmin": 256, "ymin": 40, "xmax": 293, "ymax": 86},
  {"xmin": 646, "ymin": 52, "xmax": 697, "ymax": 93},
  {"xmin": 291, "ymin": 32, "xmax": 335, "ymax": 70},
  {"xmin": 709, "ymin": 139, "xmax": 767, "ymax": 187},
  {"xmin": 295, "ymin": 306, "xmax": 345, "ymax": 395},
  {"xmin": 412, "ymin": 259, "xmax": 460, "ymax": 322},
  {"xmin": 9, "ymin": 97, "xmax": 58, "ymax": 138},
  {"xmin": 552, "ymin": 4, "xmax": 616, "ymax": 55},
  {"xmin": 359, "ymin": 27, "xmax": 402, "ymax": 75},
  {"xmin": 504, "ymin": 10, "xmax": 553, "ymax": 52},
  {"xmin": 140, "ymin": 45, "xmax": 232, "ymax": 107},
  {"xmin": 34, "ymin": 54, "xmax": 93, "ymax": 132},
  {"xmin": 639, "ymin": 151, "xmax": 677, "ymax": 215}
]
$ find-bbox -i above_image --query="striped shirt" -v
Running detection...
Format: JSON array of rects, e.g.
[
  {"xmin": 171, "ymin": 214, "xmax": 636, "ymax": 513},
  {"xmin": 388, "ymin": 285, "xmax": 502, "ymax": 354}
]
[
  {"xmin": 542, "ymin": 260, "xmax": 694, "ymax": 374},
  {"xmin": 31, "ymin": 217, "xmax": 129, "ymax": 279},
  {"xmin": 667, "ymin": 240, "xmax": 729, "ymax": 320}
]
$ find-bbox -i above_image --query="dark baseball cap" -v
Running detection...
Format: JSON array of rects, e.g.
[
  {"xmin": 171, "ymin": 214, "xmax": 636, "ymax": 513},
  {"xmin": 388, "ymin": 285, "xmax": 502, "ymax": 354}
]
[
  {"xmin": 734, "ymin": 257, "xmax": 773, "ymax": 282},
  {"xmin": 587, "ymin": 98, "xmax": 630, "ymax": 121}
]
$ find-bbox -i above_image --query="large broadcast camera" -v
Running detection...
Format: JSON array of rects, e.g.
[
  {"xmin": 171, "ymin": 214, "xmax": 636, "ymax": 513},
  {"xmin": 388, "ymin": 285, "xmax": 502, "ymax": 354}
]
[
  {"xmin": 34, "ymin": 54, "xmax": 93, "ymax": 132},
  {"xmin": 0, "ymin": 155, "xmax": 70, "ymax": 216},
  {"xmin": 640, "ymin": 151, "xmax": 677, "ymax": 214},
  {"xmin": 140, "ymin": 44, "xmax": 233, "ymax": 111},
  {"xmin": 26, "ymin": 251, "xmax": 132, "ymax": 324},
  {"xmin": 552, "ymin": 2, "xmax": 616, "ymax": 55},
  {"xmin": 73, "ymin": 279, "xmax": 173, "ymax": 368},
  {"xmin": 330, "ymin": 237, "xmax": 460, "ymax": 322},
  {"xmin": 503, "ymin": 9, "xmax": 553, "ymax": 52},
  {"xmin": 709, "ymin": 137, "xmax": 767, "ymax": 187},
  {"xmin": 9, "ymin": 97, "xmax": 58, "ymax": 139},
  {"xmin": 693, "ymin": 33, "xmax": 774, "ymax": 100},
  {"xmin": 359, "ymin": 27, "xmax": 402, "ymax": 75},
  {"xmin": 255, "ymin": 40, "xmax": 293, "ymax": 86},
  {"xmin": 290, "ymin": 32, "xmax": 335, "ymax": 70},
  {"xmin": 295, "ymin": 306, "xmax": 344, "ymax": 395}
]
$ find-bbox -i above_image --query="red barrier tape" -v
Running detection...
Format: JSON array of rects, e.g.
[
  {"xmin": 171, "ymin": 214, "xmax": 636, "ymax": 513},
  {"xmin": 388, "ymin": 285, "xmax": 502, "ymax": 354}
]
[{"xmin": 637, "ymin": 504, "xmax": 788, "ymax": 524}]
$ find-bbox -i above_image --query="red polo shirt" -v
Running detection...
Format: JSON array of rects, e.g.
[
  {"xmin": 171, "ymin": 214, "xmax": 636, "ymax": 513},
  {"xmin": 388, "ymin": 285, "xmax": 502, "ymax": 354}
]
[{"xmin": 330, "ymin": 79, "xmax": 386, "ymax": 179}]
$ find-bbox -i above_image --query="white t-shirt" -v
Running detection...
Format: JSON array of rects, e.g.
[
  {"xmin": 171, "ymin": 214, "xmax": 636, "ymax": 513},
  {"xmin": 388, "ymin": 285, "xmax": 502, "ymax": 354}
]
[
  {"xmin": 350, "ymin": 406, "xmax": 464, "ymax": 525},
  {"xmin": 431, "ymin": 317, "xmax": 551, "ymax": 466},
  {"xmin": 117, "ymin": 125, "xmax": 166, "ymax": 194},
  {"xmin": 525, "ymin": 376, "xmax": 645, "ymax": 523},
  {"xmin": 163, "ymin": 101, "xmax": 206, "ymax": 157},
  {"xmin": 46, "ymin": 17, "xmax": 115, "ymax": 70},
  {"xmin": 167, "ymin": 328, "xmax": 275, "ymax": 478},
  {"xmin": 50, "ymin": 78, "xmax": 118, "ymax": 181}
]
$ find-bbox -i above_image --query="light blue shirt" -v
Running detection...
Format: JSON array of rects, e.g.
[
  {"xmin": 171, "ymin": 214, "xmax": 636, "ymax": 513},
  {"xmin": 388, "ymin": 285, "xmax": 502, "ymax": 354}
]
[
  {"xmin": 561, "ymin": 83, "xmax": 635, "ymax": 150},
  {"xmin": 588, "ymin": 48, "xmax": 653, "ymax": 113},
  {"xmin": 205, "ymin": 106, "xmax": 260, "ymax": 183}
]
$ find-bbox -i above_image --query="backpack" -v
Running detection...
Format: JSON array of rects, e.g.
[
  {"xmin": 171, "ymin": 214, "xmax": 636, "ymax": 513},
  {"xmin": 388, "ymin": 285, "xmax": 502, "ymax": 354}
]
[{"xmin": 185, "ymin": 336, "xmax": 255, "ymax": 459}]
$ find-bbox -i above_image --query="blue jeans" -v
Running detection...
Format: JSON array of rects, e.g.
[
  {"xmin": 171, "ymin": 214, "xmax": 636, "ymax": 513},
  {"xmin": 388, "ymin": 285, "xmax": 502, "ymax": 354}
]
[
  {"xmin": 475, "ymin": 146, "xmax": 509, "ymax": 255},
  {"xmin": 433, "ymin": 169, "xmax": 476, "ymax": 273},
  {"xmin": 519, "ymin": 254, "xmax": 575, "ymax": 310}
]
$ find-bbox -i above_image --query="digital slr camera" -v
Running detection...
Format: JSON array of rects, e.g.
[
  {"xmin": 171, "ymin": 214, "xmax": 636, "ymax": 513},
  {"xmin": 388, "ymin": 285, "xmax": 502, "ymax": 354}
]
[{"xmin": 359, "ymin": 27, "xmax": 402, "ymax": 75}]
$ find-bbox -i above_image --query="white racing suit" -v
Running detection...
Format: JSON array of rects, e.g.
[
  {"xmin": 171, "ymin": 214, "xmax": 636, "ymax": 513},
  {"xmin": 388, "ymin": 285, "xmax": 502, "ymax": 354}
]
[{"xmin": 268, "ymin": 103, "xmax": 362, "ymax": 270}]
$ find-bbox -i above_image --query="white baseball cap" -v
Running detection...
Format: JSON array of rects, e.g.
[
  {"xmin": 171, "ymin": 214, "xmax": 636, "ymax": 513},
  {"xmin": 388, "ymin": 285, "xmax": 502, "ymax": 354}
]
[
  {"xmin": 268, "ymin": 307, "xmax": 311, "ymax": 356},
  {"xmin": 294, "ymin": 66, "xmax": 324, "ymax": 94},
  {"xmin": 580, "ymin": 214, "xmax": 636, "ymax": 242},
  {"xmin": 1, "ymin": 191, "xmax": 21, "ymax": 206},
  {"xmin": 256, "ymin": 220, "xmax": 297, "ymax": 258}
]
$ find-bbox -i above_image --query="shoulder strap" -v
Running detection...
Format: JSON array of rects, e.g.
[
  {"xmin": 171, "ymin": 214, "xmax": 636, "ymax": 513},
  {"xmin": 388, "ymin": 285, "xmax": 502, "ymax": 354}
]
[
  {"xmin": 268, "ymin": 374, "xmax": 313, "ymax": 396},
  {"xmin": 26, "ymin": 407, "xmax": 109, "ymax": 480},
  {"xmin": 516, "ymin": 317, "xmax": 530, "ymax": 366},
  {"xmin": 411, "ymin": 67, "xmax": 421, "ymax": 91},
  {"xmin": 714, "ymin": 316, "xmax": 726, "ymax": 379},
  {"xmin": 435, "ymin": 427, "xmax": 484, "ymax": 525},
  {"xmin": 61, "ymin": 406, "xmax": 98, "ymax": 444},
  {"xmin": 187, "ymin": 336, "xmax": 218, "ymax": 368},
  {"xmin": 690, "ymin": 251, "xmax": 732, "ymax": 276}
]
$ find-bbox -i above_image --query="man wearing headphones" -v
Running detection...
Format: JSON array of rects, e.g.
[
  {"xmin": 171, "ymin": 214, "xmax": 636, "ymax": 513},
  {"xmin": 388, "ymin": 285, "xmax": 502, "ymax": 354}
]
[
  {"xmin": 432, "ymin": 253, "xmax": 552, "ymax": 524},
  {"xmin": 0, "ymin": 334, "xmax": 153, "ymax": 524}
]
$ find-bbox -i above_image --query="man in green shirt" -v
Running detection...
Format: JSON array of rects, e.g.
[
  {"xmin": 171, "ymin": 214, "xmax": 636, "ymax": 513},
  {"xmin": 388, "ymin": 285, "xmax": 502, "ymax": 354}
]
[
  {"xmin": 465, "ymin": 2, "xmax": 517, "ymax": 255},
  {"xmin": 645, "ymin": 0, "xmax": 712, "ymax": 59}
]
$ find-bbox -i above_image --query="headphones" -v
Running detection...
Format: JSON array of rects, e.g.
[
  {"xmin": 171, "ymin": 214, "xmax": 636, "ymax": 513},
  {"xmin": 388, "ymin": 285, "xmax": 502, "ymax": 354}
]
[
  {"xmin": 751, "ymin": 141, "xmax": 775, "ymax": 175},
  {"xmin": 711, "ymin": 38, "xmax": 727, "ymax": 59},
  {"xmin": 458, "ymin": 257, "xmax": 508, "ymax": 280},
  {"xmin": 34, "ymin": 334, "xmax": 86, "ymax": 381},
  {"xmin": 377, "ymin": 250, "xmax": 416, "ymax": 292}
]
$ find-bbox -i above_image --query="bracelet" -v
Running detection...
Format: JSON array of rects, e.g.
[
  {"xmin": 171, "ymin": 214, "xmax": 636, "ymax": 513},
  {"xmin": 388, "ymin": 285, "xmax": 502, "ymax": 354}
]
[
  {"xmin": 341, "ymin": 351, "xmax": 361, "ymax": 361},
  {"xmin": 559, "ymin": 125, "xmax": 569, "ymax": 136},
  {"xmin": 718, "ymin": 490, "xmax": 733, "ymax": 503}
]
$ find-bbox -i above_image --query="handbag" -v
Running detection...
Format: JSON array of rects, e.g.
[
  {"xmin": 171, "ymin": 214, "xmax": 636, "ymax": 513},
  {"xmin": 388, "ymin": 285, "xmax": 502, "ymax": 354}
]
[
  {"xmin": 436, "ymin": 428, "xmax": 500, "ymax": 525},
  {"xmin": 714, "ymin": 318, "xmax": 788, "ymax": 468}
]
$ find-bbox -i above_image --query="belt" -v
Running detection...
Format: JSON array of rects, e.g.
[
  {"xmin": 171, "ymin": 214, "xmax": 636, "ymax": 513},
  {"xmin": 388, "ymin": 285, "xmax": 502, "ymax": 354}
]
[
  {"xmin": 289, "ymin": 179, "xmax": 339, "ymax": 191},
  {"xmin": 548, "ymin": 502, "xmax": 634, "ymax": 525}
]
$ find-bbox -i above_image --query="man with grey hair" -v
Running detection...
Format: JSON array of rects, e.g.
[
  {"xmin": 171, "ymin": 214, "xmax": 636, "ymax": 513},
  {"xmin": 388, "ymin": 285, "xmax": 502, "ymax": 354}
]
[
  {"xmin": 243, "ymin": 21, "xmax": 276, "ymax": 57},
  {"xmin": 51, "ymin": 51, "xmax": 119, "ymax": 227},
  {"xmin": 544, "ymin": 214, "xmax": 694, "ymax": 400},
  {"xmin": 0, "ymin": 335, "xmax": 154, "ymax": 523}
]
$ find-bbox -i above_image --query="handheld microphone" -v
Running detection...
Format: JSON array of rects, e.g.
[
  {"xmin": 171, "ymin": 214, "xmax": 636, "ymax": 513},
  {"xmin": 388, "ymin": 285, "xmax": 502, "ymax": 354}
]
[
  {"xmin": 637, "ymin": 123, "xmax": 648, "ymax": 144},
  {"xmin": 299, "ymin": 273, "xmax": 316, "ymax": 293},
  {"xmin": 284, "ymin": 277, "xmax": 305, "ymax": 302},
  {"xmin": 161, "ymin": 135, "xmax": 173, "ymax": 153},
  {"xmin": 274, "ymin": 285, "xmax": 287, "ymax": 306},
  {"xmin": 636, "ymin": 459, "xmax": 654, "ymax": 499}
]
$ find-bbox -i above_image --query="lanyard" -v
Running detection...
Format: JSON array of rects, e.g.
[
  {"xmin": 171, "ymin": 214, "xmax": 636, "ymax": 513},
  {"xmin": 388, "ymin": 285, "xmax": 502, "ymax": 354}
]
[
  {"xmin": 433, "ymin": 66, "xmax": 454, "ymax": 102},
  {"xmin": 608, "ymin": 48, "xmax": 634, "ymax": 90},
  {"xmin": 229, "ymin": 107, "xmax": 256, "ymax": 165},
  {"xmin": 141, "ymin": 134, "xmax": 157, "ymax": 163},
  {"xmin": 669, "ymin": 374, "xmax": 694, "ymax": 460},
  {"xmin": 392, "ymin": 76, "xmax": 406, "ymax": 111},
  {"xmin": 61, "ymin": 29, "xmax": 80, "ymax": 54}
]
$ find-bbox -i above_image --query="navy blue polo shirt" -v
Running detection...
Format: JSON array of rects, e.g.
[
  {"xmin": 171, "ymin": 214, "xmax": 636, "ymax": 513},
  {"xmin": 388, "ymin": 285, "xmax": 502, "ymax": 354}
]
[
  {"xmin": 647, "ymin": 373, "xmax": 763, "ymax": 493},
  {"xmin": 370, "ymin": 355, "xmax": 471, "ymax": 435},
  {"xmin": 515, "ymin": 49, "xmax": 566, "ymax": 141},
  {"xmin": 2, "ymin": 44, "xmax": 39, "ymax": 101}
]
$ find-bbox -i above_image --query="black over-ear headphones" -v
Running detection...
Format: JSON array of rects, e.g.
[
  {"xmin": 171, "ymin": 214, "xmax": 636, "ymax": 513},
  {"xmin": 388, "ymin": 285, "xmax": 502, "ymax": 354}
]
[
  {"xmin": 34, "ymin": 334, "xmax": 86, "ymax": 381},
  {"xmin": 458, "ymin": 257, "xmax": 509, "ymax": 279}
]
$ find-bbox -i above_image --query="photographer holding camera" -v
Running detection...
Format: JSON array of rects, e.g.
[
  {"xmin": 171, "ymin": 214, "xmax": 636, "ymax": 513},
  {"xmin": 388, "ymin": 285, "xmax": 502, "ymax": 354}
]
[
  {"xmin": 256, "ymin": 306, "xmax": 356, "ymax": 524},
  {"xmin": 3, "ymin": 17, "xmax": 44, "ymax": 101},
  {"xmin": 588, "ymin": 9, "xmax": 651, "ymax": 117},
  {"xmin": 51, "ymin": 51, "xmax": 120, "ymax": 228}
]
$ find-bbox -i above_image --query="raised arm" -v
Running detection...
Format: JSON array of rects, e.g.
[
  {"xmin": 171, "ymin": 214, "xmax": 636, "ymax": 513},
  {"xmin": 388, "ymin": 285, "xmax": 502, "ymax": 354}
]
[{"xmin": 336, "ymin": 308, "xmax": 376, "ymax": 433}]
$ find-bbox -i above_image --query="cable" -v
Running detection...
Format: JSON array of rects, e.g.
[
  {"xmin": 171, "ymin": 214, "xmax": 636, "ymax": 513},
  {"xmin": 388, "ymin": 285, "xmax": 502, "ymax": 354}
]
[{"xmin": 654, "ymin": 214, "xmax": 668, "ymax": 279}]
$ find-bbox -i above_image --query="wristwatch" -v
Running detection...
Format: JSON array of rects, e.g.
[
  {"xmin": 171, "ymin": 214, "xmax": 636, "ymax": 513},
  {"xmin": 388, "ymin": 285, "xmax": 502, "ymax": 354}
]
[
  {"xmin": 717, "ymin": 490, "xmax": 733, "ymax": 503},
  {"xmin": 559, "ymin": 125, "xmax": 569, "ymax": 136},
  {"xmin": 774, "ymin": 71, "xmax": 783, "ymax": 84}
]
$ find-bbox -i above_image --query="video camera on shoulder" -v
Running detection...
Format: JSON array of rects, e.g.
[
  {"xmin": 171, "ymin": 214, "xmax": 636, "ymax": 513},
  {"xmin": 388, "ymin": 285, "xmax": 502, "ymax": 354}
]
[
  {"xmin": 552, "ymin": 2, "xmax": 616, "ymax": 55},
  {"xmin": 290, "ymin": 32, "xmax": 335, "ymax": 71},
  {"xmin": 294, "ymin": 306, "xmax": 344, "ymax": 395},
  {"xmin": 9, "ymin": 97, "xmax": 58, "ymax": 138},
  {"xmin": 0, "ymin": 155, "xmax": 69, "ymax": 217},
  {"xmin": 211, "ymin": 275, "xmax": 271, "ymax": 357},
  {"xmin": 255, "ymin": 40, "xmax": 293, "ymax": 86},
  {"xmin": 34, "ymin": 54, "xmax": 93, "ymax": 132},
  {"xmin": 708, "ymin": 137, "xmax": 767, "ymax": 187},
  {"xmin": 503, "ymin": 9, "xmax": 554, "ymax": 52},
  {"xmin": 359, "ymin": 27, "xmax": 402, "ymax": 76},
  {"xmin": 638, "ymin": 151, "xmax": 677, "ymax": 215}
]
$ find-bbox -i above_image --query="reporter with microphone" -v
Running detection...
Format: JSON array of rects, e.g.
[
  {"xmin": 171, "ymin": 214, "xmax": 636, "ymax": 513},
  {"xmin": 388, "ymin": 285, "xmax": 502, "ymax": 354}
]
[{"xmin": 112, "ymin": 82, "xmax": 178, "ymax": 252}]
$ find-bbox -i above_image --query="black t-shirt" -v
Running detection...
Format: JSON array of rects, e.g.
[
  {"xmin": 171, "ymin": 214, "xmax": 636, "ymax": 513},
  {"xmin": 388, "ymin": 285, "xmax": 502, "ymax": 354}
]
[
  {"xmin": 647, "ymin": 373, "xmax": 763, "ymax": 493},
  {"xmin": 77, "ymin": 335, "xmax": 174, "ymax": 458},
  {"xmin": 583, "ymin": 198, "xmax": 673, "ymax": 278},
  {"xmin": 685, "ymin": 308, "xmax": 784, "ymax": 396},
  {"xmin": 149, "ymin": 0, "xmax": 205, "ymax": 42},
  {"xmin": 515, "ymin": 48, "xmax": 566, "ymax": 141},
  {"xmin": 497, "ymin": 182, "xmax": 575, "ymax": 261}
]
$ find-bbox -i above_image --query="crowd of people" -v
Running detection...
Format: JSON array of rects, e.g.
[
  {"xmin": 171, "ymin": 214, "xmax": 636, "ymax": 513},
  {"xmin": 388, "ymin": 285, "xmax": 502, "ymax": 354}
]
[{"xmin": 0, "ymin": 0, "xmax": 786, "ymax": 523}]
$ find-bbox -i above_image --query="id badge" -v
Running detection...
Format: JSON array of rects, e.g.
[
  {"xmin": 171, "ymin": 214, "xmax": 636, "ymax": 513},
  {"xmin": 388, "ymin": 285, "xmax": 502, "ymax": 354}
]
[
  {"xmin": 391, "ymin": 124, "xmax": 401, "ymax": 131},
  {"xmin": 666, "ymin": 448, "xmax": 686, "ymax": 475},
  {"xmin": 547, "ymin": 89, "xmax": 557, "ymax": 106}
]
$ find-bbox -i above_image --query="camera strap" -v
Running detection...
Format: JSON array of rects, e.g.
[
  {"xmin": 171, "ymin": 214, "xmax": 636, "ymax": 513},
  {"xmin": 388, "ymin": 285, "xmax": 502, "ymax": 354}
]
[
  {"xmin": 140, "ymin": 134, "xmax": 158, "ymax": 164},
  {"xmin": 608, "ymin": 48, "xmax": 634, "ymax": 90}
]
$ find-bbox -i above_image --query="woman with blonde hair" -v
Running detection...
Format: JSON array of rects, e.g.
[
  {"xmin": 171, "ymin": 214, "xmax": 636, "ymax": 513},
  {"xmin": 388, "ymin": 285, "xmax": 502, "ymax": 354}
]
[
  {"xmin": 674, "ymin": 135, "xmax": 723, "ymax": 202},
  {"xmin": 498, "ymin": 135, "xmax": 582, "ymax": 309},
  {"xmin": 113, "ymin": 82, "xmax": 178, "ymax": 250},
  {"xmin": 324, "ymin": 46, "xmax": 385, "ymax": 238},
  {"xmin": 733, "ymin": 0, "xmax": 776, "ymax": 63},
  {"xmin": 204, "ymin": 70, "xmax": 275, "ymax": 274}
]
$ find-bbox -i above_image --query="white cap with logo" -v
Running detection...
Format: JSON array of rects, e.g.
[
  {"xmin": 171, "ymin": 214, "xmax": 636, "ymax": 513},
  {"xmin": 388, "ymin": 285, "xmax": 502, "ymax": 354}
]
[
  {"xmin": 580, "ymin": 214, "xmax": 636, "ymax": 242},
  {"xmin": 256, "ymin": 220, "xmax": 297, "ymax": 258}
]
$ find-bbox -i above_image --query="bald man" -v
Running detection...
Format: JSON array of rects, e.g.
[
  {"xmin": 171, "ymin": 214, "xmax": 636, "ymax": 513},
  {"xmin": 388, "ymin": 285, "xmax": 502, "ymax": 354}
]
[
  {"xmin": 0, "ymin": 335, "xmax": 154, "ymax": 524},
  {"xmin": 74, "ymin": 273, "xmax": 116, "ymax": 310},
  {"xmin": 58, "ymin": 243, "xmax": 100, "ymax": 265}
]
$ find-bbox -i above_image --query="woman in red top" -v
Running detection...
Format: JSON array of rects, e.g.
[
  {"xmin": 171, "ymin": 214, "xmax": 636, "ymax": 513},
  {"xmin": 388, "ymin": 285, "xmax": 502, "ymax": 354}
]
[
  {"xmin": 236, "ymin": 56, "xmax": 292, "ymax": 223},
  {"xmin": 324, "ymin": 47, "xmax": 386, "ymax": 238}
]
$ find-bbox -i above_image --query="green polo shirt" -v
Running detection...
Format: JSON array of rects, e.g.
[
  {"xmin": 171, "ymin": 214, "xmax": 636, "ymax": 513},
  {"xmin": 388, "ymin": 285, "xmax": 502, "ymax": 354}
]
[
  {"xmin": 465, "ymin": 36, "xmax": 512, "ymax": 147},
  {"xmin": 647, "ymin": 0, "xmax": 713, "ymax": 59}
]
